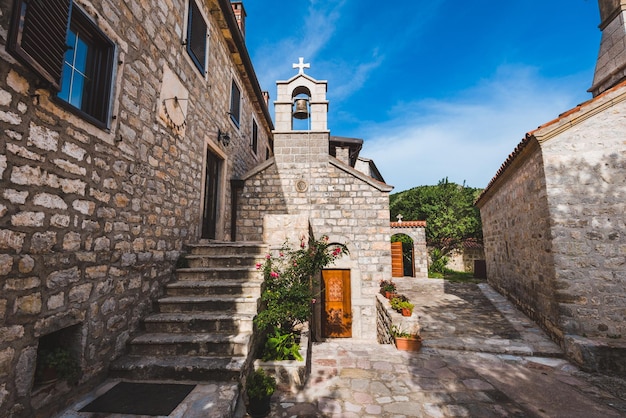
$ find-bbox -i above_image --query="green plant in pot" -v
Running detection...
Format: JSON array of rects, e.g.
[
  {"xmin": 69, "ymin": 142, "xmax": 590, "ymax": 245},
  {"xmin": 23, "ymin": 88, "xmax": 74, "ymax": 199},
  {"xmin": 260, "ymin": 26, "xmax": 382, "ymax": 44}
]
[
  {"xmin": 379, "ymin": 279, "xmax": 397, "ymax": 298},
  {"xmin": 391, "ymin": 324, "xmax": 422, "ymax": 351},
  {"xmin": 36, "ymin": 347, "xmax": 80, "ymax": 385},
  {"xmin": 390, "ymin": 295, "xmax": 414, "ymax": 316},
  {"xmin": 246, "ymin": 368, "xmax": 277, "ymax": 418}
]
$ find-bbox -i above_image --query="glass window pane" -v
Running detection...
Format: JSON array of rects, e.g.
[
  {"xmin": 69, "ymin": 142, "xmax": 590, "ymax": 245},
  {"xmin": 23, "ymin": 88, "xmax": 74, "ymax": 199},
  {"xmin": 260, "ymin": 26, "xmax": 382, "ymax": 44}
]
[
  {"xmin": 74, "ymin": 36, "xmax": 89, "ymax": 74},
  {"xmin": 70, "ymin": 73, "xmax": 85, "ymax": 108}
]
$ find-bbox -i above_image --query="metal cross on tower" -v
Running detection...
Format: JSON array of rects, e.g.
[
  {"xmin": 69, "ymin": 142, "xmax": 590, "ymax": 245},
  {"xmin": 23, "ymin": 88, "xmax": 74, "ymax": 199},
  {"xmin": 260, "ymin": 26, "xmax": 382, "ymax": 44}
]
[{"xmin": 293, "ymin": 57, "xmax": 310, "ymax": 75}]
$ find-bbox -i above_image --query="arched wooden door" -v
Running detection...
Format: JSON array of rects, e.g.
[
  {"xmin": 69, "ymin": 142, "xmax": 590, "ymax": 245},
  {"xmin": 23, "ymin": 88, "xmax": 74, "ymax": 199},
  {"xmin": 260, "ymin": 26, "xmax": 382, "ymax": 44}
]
[{"xmin": 321, "ymin": 270, "xmax": 352, "ymax": 338}]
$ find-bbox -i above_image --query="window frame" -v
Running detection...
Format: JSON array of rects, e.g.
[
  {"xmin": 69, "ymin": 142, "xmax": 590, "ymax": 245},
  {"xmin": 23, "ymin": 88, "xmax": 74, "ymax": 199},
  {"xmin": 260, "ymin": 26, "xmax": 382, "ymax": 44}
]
[
  {"xmin": 7, "ymin": 0, "xmax": 116, "ymax": 129},
  {"xmin": 184, "ymin": 0, "xmax": 209, "ymax": 76},
  {"xmin": 56, "ymin": 5, "xmax": 116, "ymax": 128},
  {"xmin": 229, "ymin": 79, "xmax": 241, "ymax": 128}
]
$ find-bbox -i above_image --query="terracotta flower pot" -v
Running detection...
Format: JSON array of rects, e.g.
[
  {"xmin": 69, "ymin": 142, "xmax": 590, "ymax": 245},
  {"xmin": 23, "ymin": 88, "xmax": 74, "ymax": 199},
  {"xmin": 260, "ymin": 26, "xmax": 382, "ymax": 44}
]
[
  {"xmin": 394, "ymin": 336, "xmax": 422, "ymax": 351},
  {"xmin": 401, "ymin": 308, "xmax": 412, "ymax": 317}
]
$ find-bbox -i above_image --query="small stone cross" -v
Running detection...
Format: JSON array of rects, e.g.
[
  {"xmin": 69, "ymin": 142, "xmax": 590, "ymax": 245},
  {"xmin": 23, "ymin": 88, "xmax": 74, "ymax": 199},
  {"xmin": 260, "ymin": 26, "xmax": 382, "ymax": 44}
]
[
  {"xmin": 293, "ymin": 57, "xmax": 310, "ymax": 75},
  {"xmin": 396, "ymin": 214, "xmax": 403, "ymax": 223}
]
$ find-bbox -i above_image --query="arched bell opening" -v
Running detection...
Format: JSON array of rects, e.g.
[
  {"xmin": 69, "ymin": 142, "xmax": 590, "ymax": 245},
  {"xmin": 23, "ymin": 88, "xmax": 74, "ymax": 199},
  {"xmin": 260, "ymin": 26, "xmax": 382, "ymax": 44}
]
[{"xmin": 291, "ymin": 86, "xmax": 311, "ymax": 130}]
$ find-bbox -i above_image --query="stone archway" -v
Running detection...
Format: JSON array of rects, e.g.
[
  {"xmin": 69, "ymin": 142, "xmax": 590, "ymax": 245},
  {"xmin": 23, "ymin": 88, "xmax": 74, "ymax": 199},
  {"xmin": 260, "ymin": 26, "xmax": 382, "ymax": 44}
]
[{"xmin": 390, "ymin": 220, "xmax": 428, "ymax": 278}]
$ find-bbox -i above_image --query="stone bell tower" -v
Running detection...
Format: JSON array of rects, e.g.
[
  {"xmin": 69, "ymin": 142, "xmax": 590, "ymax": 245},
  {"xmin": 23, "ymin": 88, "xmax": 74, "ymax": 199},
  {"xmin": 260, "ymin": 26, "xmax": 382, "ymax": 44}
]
[
  {"xmin": 274, "ymin": 57, "xmax": 329, "ymax": 132},
  {"xmin": 272, "ymin": 58, "xmax": 331, "ymax": 201},
  {"xmin": 590, "ymin": 0, "xmax": 626, "ymax": 96}
]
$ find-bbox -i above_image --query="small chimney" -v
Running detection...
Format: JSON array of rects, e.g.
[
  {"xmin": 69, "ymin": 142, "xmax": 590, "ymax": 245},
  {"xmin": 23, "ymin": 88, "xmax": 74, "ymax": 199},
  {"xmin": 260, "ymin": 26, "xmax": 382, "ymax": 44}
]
[
  {"xmin": 231, "ymin": 1, "xmax": 246, "ymax": 38},
  {"xmin": 590, "ymin": 0, "xmax": 626, "ymax": 96}
]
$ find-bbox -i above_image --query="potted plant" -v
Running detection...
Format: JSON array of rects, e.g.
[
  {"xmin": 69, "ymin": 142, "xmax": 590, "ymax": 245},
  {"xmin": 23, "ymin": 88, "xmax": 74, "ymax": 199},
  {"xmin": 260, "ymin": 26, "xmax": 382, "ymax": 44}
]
[
  {"xmin": 390, "ymin": 296, "xmax": 414, "ymax": 317},
  {"xmin": 35, "ymin": 347, "xmax": 80, "ymax": 385},
  {"xmin": 379, "ymin": 279, "xmax": 397, "ymax": 298},
  {"xmin": 246, "ymin": 368, "xmax": 277, "ymax": 418},
  {"xmin": 391, "ymin": 324, "xmax": 422, "ymax": 351}
]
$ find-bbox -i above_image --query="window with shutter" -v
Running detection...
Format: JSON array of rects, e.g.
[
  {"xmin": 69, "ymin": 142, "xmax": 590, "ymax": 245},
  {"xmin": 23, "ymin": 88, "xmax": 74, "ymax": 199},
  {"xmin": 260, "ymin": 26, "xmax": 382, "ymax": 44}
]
[
  {"xmin": 7, "ymin": 0, "xmax": 116, "ymax": 128},
  {"xmin": 252, "ymin": 119, "xmax": 258, "ymax": 154},
  {"xmin": 230, "ymin": 80, "xmax": 241, "ymax": 127},
  {"xmin": 7, "ymin": 0, "xmax": 72, "ymax": 90},
  {"xmin": 186, "ymin": 0, "xmax": 208, "ymax": 75}
]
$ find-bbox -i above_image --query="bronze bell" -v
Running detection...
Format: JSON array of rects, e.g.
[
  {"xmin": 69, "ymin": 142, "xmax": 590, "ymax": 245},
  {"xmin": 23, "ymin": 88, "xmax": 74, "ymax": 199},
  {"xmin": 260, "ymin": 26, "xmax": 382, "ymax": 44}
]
[{"xmin": 293, "ymin": 98, "xmax": 309, "ymax": 119}]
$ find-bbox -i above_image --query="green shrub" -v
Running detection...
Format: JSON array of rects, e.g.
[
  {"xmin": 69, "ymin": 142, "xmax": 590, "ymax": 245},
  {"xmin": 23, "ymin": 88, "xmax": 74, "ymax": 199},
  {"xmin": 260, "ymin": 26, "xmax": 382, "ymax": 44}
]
[
  {"xmin": 261, "ymin": 327, "xmax": 303, "ymax": 361},
  {"xmin": 429, "ymin": 248, "xmax": 449, "ymax": 275},
  {"xmin": 246, "ymin": 369, "xmax": 276, "ymax": 400}
]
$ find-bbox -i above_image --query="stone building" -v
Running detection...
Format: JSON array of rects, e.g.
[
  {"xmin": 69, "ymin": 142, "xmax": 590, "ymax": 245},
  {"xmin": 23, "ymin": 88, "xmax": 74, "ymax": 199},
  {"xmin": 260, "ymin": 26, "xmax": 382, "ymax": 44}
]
[
  {"xmin": 236, "ymin": 63, "xmax": 393, "ymax": 341},
  {"xmin": 0, "ymin": 0, "xmax": 274, "ymax": 415},
  {"xmin": 476, "ymin": 0, "xmax": 626, "ymax": 375}
]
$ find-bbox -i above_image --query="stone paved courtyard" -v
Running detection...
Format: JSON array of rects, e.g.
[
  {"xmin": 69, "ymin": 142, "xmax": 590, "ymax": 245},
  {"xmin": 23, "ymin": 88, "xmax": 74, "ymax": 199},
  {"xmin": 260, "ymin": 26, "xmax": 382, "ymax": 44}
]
[{"xmin": 265, "ymin": 278, "xmax": 626, "ymax": 418}]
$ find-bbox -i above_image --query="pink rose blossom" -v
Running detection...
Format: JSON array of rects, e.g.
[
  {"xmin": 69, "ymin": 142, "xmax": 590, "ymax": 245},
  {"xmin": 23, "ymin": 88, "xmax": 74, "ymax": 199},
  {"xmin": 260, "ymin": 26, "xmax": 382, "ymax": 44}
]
[
  {"xmin": 270, "ymin": 271, "xmax": 279, "ymax": 278},
  {"xmin": 255, "ymin": 263, "xmax": 262, "ymax": 270}
]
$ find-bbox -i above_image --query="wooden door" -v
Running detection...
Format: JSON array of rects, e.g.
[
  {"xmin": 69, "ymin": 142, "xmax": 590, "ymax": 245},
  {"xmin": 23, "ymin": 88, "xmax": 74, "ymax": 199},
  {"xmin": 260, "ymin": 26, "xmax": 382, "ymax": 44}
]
[
  {"xmin": 201, "ymin": 150, "xmax": 220, "ymax": 239},
  {"xmin": 321, "ymin": 270, "xmax": 352, "ymax": 338},
  {"xmin": 391, "ymin": 242, "xmax": 404, "ymax": 277}
]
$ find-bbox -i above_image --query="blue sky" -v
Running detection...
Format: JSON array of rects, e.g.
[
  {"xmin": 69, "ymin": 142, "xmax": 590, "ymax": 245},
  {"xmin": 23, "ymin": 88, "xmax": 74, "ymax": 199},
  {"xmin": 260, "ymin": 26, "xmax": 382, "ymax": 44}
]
[{"xmin": 244, "ymin": 0, "xmax": 601, "ymax": 192}]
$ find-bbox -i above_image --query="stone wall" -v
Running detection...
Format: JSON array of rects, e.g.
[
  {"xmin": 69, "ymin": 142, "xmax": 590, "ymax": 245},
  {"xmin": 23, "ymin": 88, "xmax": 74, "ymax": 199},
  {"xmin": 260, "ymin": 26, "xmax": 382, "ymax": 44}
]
[
  {"xmin": 477, "ymin": 140, "xmax": 562, "ymax": 341},
  {"xmin": 477, "ymin": 83, "xmax": 626, "ymax": 374},
  {"xmin": 0, "ymin": 0, "xmax": 271, "ymax": 416},
  {"xmin": 541, "ymin": 97, "xmax": 626, "ymax": 340}
]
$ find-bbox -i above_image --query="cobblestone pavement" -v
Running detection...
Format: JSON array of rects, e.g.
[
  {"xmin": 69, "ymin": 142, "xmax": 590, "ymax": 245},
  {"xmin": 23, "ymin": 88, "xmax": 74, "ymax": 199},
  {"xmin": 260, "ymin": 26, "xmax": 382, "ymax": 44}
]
[{"xmin": 265, "ymin": 278, "xmax": 626, "ymax": 418}]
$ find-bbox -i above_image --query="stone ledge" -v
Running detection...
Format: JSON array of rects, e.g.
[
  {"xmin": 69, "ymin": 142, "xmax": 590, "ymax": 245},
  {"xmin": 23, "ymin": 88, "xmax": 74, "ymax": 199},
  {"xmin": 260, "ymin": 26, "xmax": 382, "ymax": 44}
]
[
  {"xmin": 254, "ymin": 322, "xmax": 311, "ymax": 393},
  {"xmin": 376, "ymin": 294, "xmax": 421, "ymax": 344},
  {"xmin": 564, "ymin": 334, "xmax": 626, "ymax": 377}
]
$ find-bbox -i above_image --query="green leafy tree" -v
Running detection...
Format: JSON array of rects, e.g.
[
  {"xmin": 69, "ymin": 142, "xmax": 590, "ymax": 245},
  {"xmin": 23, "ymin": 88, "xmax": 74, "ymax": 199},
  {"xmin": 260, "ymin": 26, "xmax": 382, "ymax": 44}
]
[{"xmin": 390, "ymin": 178, "xmax": 483, "ymax": 255}]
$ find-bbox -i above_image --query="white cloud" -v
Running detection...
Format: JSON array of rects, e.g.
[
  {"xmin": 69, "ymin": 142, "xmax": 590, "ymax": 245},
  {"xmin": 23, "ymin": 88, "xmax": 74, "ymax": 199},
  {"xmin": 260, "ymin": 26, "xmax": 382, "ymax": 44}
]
[
  {"xmin": 251, "ymin": 0, "xmax": 347, "ymax": 94},
  {"xmin": 361, "ymin": 65, "xmax": 591, "ymax": 191}
]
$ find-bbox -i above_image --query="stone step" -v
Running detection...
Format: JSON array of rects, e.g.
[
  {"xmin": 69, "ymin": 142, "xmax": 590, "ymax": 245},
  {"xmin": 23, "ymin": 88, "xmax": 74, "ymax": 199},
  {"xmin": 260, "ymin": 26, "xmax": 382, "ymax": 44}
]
[
  {"xmin": 175, "ymin": 267, "xmax": 261, "ymax": 281},
  {"xmin": 109, "ymin": 355, "xmax": 246, "ymax": 382},
  {"xmin": 182, "ymin": 254, "xmax": 264, "ymax": 269},
  {"xmin": 127, "ymin": 332, "xmax": 251, "ymax": 357},
  {"xmin": 143, "ymin": 312, "xmax": 254, "ymax": 334},
  {"xmin": 157, "ymin": 296, "xmax": 259, "ymax": 314},
  {"xmin": 165, "ymin": 279, "xmax": 262, "ymax": 297},
  {"xmin": 186, "ymin": 241, "xmax": 267, "ymax": 256}
]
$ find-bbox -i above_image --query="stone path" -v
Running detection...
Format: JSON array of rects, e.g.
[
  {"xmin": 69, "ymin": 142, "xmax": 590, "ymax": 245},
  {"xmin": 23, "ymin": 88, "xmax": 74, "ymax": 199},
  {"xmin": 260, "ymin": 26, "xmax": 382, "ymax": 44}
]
[{"xmin": 265, "ymin": 278, "xmax": 626, "ymax": 418}]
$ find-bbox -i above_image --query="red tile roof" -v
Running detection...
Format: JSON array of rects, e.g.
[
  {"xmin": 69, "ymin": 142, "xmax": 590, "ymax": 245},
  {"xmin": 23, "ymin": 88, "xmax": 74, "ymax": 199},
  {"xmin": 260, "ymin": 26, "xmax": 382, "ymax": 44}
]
[{"xmin": 390, "ymin": 221, "xmax": 426, "ymax": 228}]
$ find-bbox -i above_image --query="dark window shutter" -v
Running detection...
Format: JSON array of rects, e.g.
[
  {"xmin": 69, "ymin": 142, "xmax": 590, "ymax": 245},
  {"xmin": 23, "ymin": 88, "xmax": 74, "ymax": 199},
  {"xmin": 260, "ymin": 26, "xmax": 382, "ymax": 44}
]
[
  {"xmin": 8, "ymin": 0, "xmax": 71, "ymax": 90},
  {"xmin": 187, "ymin": 0, "xmax": 207, "ymax": 73},
  {"xmin": 230, "ymin": 81, "xmax": 240, "ymax": 125}
]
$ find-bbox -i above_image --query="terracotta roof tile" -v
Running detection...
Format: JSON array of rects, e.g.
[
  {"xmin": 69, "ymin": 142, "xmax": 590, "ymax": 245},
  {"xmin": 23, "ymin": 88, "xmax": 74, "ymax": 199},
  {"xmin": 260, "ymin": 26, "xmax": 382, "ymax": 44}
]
[{"xmin": 390, "ymin": 221, "xmax": 426, "ymax": 228}]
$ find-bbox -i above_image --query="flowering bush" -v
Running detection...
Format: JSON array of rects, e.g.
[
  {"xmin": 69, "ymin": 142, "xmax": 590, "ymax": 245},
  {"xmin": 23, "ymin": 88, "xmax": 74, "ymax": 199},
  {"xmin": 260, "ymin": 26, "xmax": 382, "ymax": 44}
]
[{"xmin": 254, "ymin": 235, "xmax": 348, "ymax": 334}]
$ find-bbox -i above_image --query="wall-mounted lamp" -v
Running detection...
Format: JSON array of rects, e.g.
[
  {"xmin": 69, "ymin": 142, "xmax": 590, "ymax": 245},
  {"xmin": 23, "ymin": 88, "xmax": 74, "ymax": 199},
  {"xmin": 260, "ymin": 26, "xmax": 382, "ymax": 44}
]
[{"xmin": 218, "ymin": 129, "xmax": 231, "ymax": 146}]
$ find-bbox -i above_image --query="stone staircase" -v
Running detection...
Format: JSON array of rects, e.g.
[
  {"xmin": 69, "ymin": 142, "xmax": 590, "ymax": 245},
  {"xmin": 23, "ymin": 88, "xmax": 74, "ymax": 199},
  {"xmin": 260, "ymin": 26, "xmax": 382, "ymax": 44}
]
[{"xmin": 109, "ymin": 241, "xmax": 266, "ymax": 392}]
